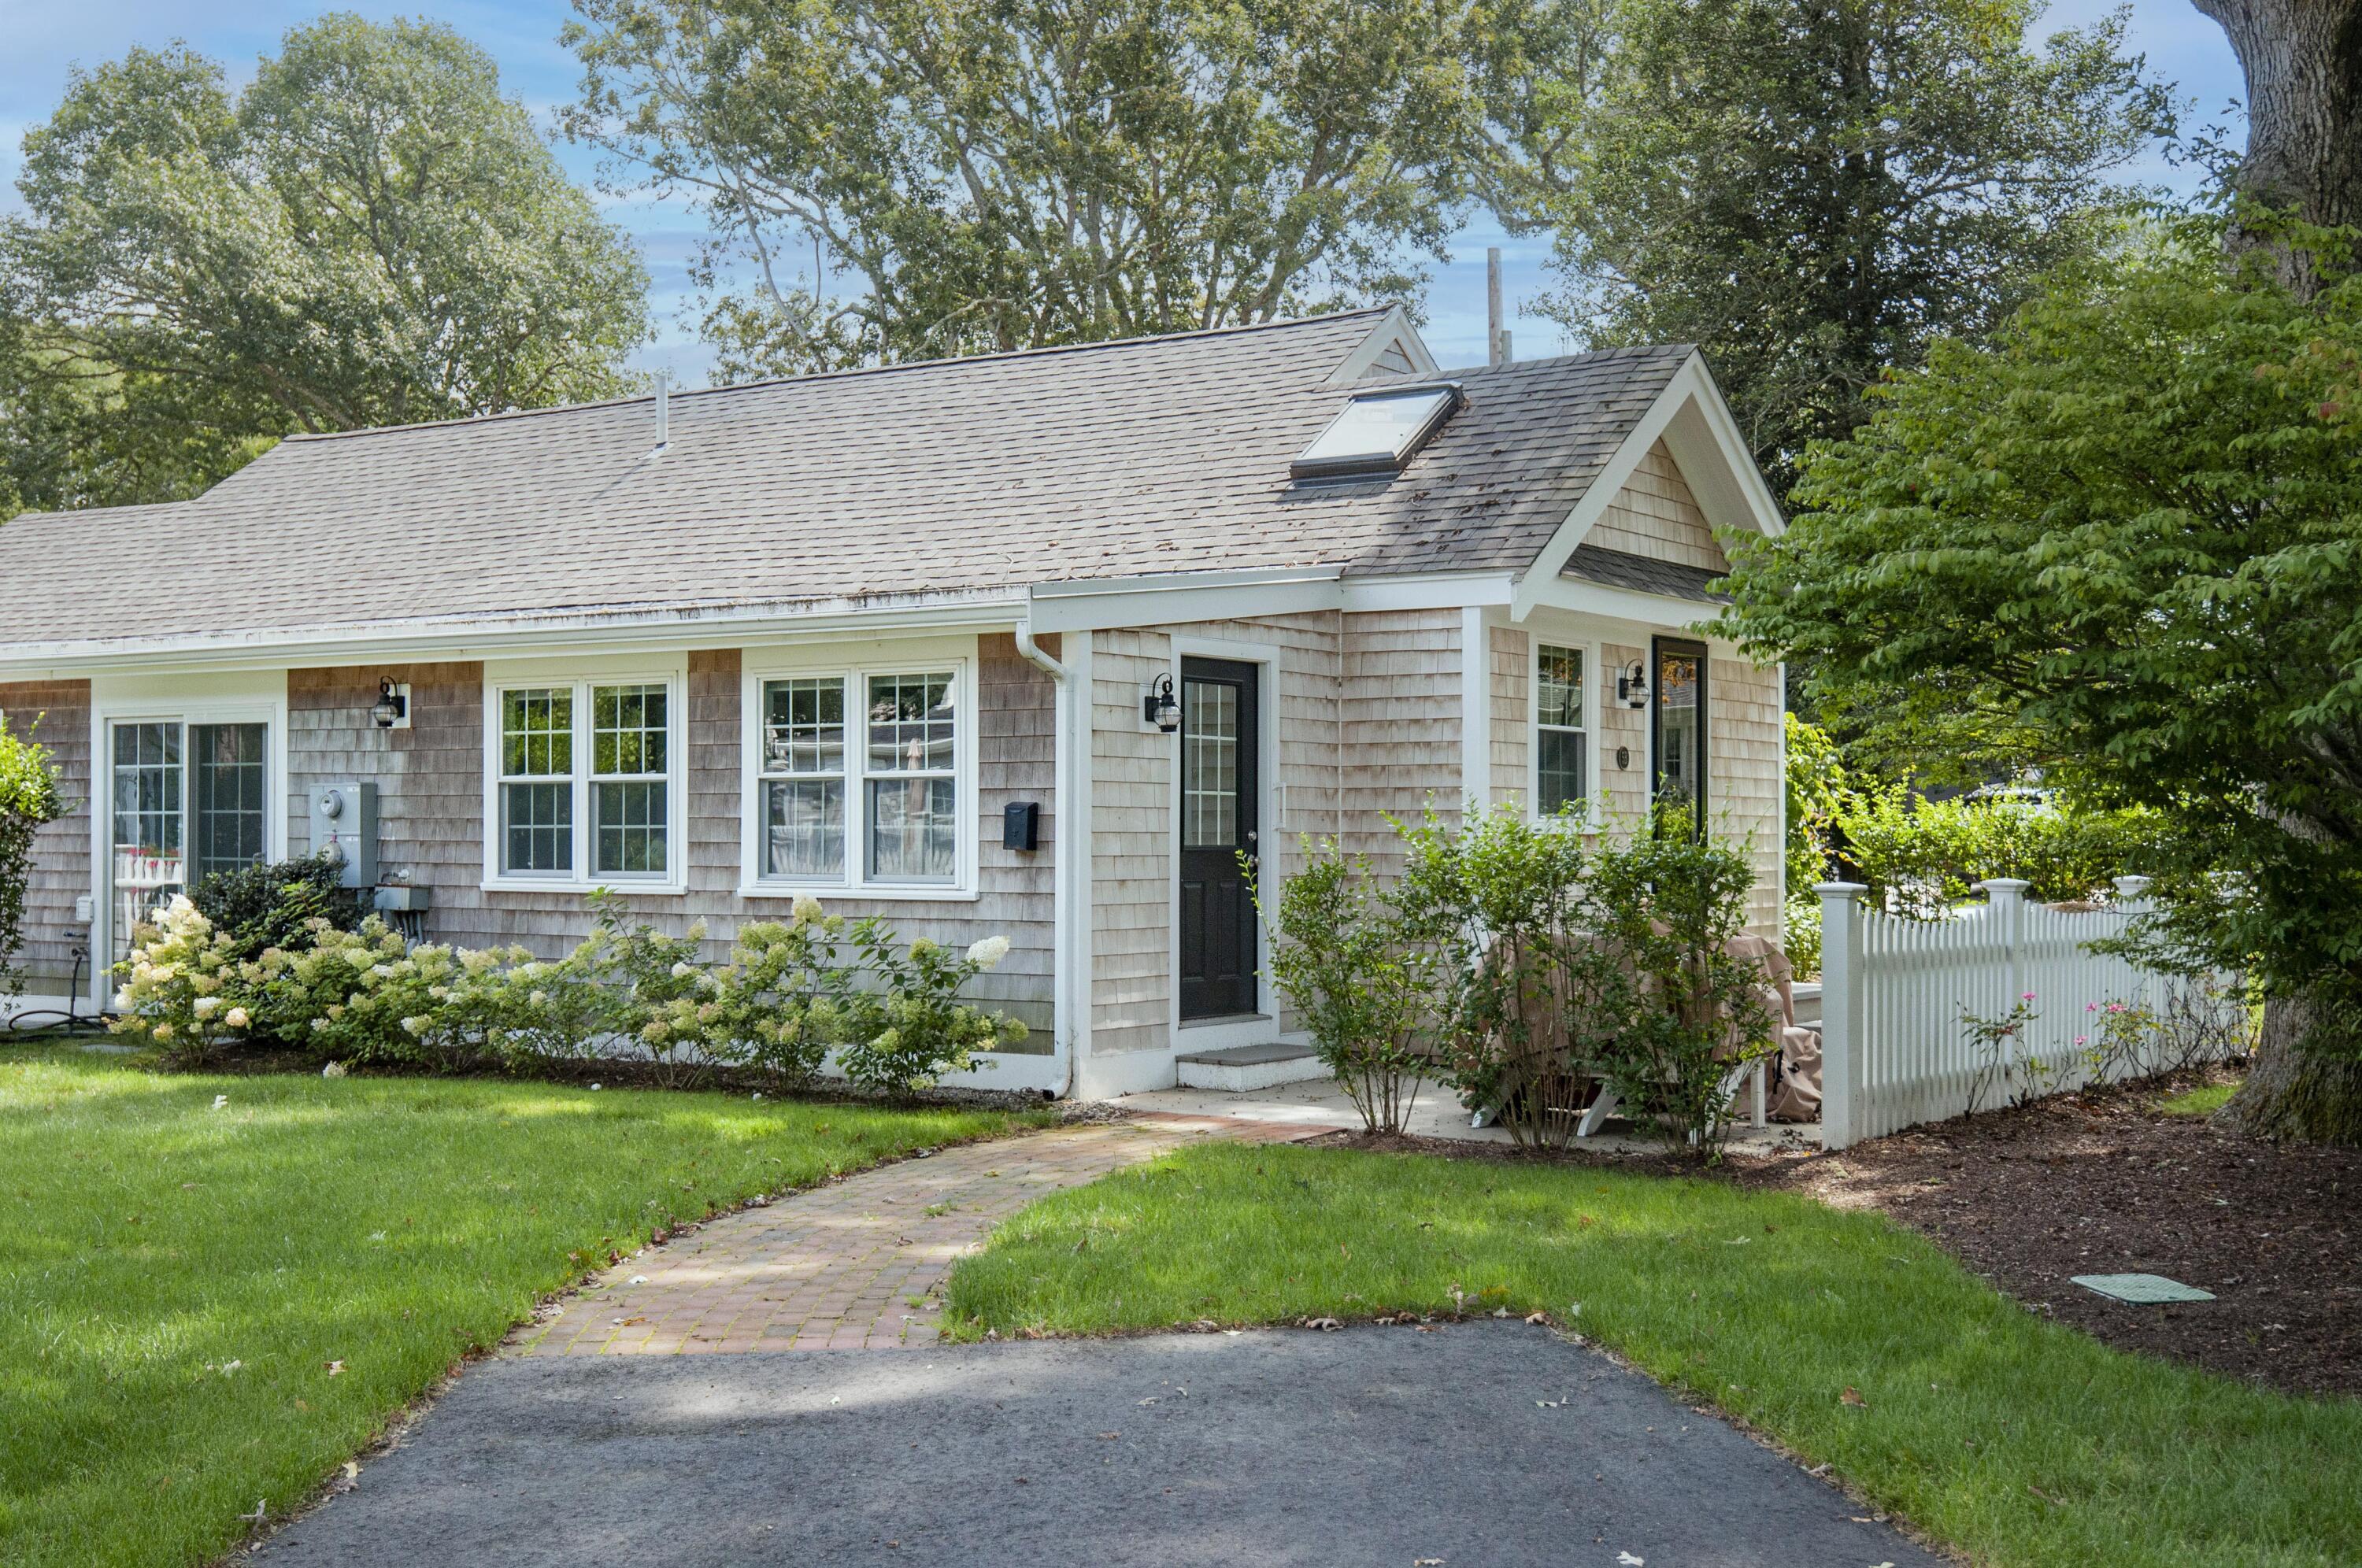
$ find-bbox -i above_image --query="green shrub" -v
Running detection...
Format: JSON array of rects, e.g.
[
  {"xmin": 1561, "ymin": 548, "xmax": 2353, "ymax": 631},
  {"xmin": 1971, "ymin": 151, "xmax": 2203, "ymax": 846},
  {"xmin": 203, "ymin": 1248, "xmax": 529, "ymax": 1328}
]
[
  {"xmin": 187, "ymin": 853, "xmax": 365, "ymax": 964},
  {"xmin": 1256, "ymin": 838, "xmax": 1432, "ymax": 1133},
  {"xmin": 0, "ymin": 715, "xmax": 68, "ymax": 997},
  {"xmin": 837, "ymin": 924, "xmax": 1026, "ymax": 1097},
  {"xmin": 1834, "ymin": 784, "xmax": 2165, "ymax": 914},
  {"xmin": 1394, "ymin": 804, "xmax": 1589, "ymax": 1147},
  {"xmin": 647, "ymin": 896, "xmax": 858, "ymax": 1086}
]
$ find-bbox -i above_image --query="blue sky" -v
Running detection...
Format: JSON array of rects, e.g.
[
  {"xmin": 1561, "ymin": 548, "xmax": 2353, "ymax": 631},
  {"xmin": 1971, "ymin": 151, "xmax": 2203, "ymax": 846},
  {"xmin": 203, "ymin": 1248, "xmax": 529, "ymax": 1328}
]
[{"xmin": 2, "ymin": 2, "xmax": 2246, "ymax": 385}]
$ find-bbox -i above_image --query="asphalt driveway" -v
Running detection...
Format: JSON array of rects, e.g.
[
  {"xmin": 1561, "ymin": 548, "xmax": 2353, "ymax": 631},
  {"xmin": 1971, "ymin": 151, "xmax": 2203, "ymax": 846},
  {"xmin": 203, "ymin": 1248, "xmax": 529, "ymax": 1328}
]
[{"xmin": 260, "ymin": 1322, "xmax": 1942, "ymax": 1567}]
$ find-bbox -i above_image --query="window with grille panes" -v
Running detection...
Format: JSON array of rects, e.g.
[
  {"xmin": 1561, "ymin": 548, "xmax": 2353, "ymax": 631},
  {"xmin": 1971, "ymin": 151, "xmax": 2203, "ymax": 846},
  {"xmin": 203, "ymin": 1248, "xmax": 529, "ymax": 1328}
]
[
  {"xmin": 745, "ymin": 663, "xmax": 965, "ymax": 891},
  {"xmin": 491, "ymin": 674, "xmax": 680, "ymax": 883},
  {"xmin": 1535, "ymin": 644, "xmax": 1588, "ymax": 817}
]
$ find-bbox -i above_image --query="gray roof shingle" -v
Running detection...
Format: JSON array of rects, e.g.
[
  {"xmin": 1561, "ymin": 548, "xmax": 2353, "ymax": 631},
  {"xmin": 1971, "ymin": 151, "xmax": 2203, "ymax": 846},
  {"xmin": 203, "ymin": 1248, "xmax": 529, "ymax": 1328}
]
[
  {"xmin": 1560, "ymin": 544, "xmax": 1730, "ymax": 604},
  {"xmin": 0, "ymin": 312, "xmax": 1694, "ymax": 649}
]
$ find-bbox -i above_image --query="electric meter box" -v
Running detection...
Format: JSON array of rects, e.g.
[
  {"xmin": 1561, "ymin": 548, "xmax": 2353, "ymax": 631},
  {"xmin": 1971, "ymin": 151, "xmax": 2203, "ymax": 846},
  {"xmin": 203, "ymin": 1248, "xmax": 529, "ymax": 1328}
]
[{"xmin": 308, "ymin": 782, "xmax": 379, "ymax": 889}]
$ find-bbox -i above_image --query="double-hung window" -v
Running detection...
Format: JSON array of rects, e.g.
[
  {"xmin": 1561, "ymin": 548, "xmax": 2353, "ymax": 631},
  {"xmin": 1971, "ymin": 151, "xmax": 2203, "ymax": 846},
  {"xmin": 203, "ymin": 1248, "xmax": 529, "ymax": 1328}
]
[
  {"xmin": 745, "ymin": 654, "xmax": 970, "ymax": 896},
  {"xmin": 1534, "ymin": 642, "xmax": 1590, "ymax": 818},
  {"xmin": 487, "ymin": 666, "xmax": 683, "ymax": 888}
]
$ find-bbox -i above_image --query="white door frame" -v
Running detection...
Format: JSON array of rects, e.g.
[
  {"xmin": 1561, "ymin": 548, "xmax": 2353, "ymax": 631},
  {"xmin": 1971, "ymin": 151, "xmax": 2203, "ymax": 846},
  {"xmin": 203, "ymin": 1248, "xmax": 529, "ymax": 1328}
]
[{"xmin": 1165, "ymin": 633, "xmax": 1283, "ymax": 1052}]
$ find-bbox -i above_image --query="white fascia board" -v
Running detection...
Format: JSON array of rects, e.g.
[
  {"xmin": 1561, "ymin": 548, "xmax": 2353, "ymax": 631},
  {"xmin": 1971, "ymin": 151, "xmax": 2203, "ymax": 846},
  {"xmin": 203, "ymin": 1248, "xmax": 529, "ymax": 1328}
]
[
  {"xmin": 1520, "ymin": 575, "xmax": 1742, "ymax": 651},
  {"xmin": 0, "ymin": 592, "xmax": 1027, "ymax": 680},
  {"xmin": 1508, "ymin": 353, "xmax": 1785, "ymax": 624}
]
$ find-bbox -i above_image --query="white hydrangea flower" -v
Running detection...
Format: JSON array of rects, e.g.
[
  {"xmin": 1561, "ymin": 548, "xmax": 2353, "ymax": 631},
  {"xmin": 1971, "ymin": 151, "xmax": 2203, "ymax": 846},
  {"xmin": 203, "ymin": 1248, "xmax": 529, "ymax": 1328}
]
[
  {"xmin": 192, "ymin": 996, "xmax": 221, "ymax": 1019},
  {"xmin": 322, "ymin": 1061, "xmax": 348, "ymax": 1078},
  {"xmin": 965, "ymin": 935, "xmax": 1012, "ymax": 971},
  {"xmin": 684, "ymin": 918, "xmax": 709, "ymax": 943},
  {"xmin": 670, "ymin": 962, "xmax": 695, "ymax": 978},
  {"xmin": 790, "ymin": 893, "xmax": 824, "ymax": 923},
  {"xmin": 224, "ymin": 1006, "xmax": 250, "ymax": 1030},
  {"xmin": 402, "ymin": 1016, "xmax": 428, "ymax": 1036}
]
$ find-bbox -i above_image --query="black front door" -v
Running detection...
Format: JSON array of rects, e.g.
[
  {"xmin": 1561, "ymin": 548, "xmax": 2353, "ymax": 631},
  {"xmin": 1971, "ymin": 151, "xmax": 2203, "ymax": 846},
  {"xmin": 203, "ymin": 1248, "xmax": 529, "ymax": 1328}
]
[
  {"xmin": 1178, "ymin": 657, "xmax": 1260, "ymax": 1020},
  {"xmin": 1651, "ymin": 637, "xmax": 1709, "ymax": 834}
]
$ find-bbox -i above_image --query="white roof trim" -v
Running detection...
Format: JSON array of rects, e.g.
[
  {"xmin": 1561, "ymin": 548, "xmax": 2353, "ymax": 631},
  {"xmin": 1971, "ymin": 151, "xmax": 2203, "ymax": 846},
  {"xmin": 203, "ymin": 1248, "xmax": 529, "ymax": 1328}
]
[
  {"xmin": 1508, "ymin": 353, "xmax": 1783, "ymax": 623},
  {"xmin": 1322, "ymin": 303, "xmax": 1441, "ymax": 386}
]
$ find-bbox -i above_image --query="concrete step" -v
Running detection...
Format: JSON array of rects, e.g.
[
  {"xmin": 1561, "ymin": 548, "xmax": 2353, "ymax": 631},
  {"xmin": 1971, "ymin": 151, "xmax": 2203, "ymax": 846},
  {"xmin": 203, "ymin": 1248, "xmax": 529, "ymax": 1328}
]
[{"xmin": 1174, "ymin": 1040, "xmax": 1331, "ymax": 1093}]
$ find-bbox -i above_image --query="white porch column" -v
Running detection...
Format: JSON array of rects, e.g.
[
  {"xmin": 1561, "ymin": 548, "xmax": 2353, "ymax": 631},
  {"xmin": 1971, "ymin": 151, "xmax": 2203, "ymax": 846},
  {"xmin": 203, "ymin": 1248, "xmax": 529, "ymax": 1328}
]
[{"xmin": 1816, "ymin": 882, "xmax": 1868, "ymax": 1149}]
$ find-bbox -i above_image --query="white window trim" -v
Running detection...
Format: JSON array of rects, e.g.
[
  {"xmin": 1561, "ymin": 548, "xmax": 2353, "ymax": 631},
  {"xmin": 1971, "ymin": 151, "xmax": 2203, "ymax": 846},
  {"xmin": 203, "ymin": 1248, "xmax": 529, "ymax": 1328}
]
[
  {"xmin": 87, "ymin": 671, "xmax": 291, "ymax": 993},
  {"xmin": 738, "ymin": 637, "xmax": 980, "ymax": 902},
  {"xmin": 1529, "ymin": 635, "xmax": 1601, "ymax": 829},
  {"xmin": 480, "ymin": 654, "xmax": 690, "ymax": 895}
]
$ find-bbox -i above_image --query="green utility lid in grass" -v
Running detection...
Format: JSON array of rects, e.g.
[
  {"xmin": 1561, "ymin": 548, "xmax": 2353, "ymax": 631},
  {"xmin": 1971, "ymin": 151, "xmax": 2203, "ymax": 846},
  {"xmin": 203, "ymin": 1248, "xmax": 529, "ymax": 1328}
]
[{"xmin": 2071, "ymin": 1273, "xmax": 2217, "ymax": 1304}]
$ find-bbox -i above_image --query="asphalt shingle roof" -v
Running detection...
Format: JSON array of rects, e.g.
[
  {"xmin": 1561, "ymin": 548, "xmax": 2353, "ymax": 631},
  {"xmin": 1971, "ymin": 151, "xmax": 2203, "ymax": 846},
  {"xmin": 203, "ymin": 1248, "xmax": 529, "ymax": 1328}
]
[
  {"xmin": 1560, "ymin": 544, "xmax": 1730, "ymax": 604},
  {"xmin": 0, "ymin": 312, "xmax": 1694, "ymax": 649}
]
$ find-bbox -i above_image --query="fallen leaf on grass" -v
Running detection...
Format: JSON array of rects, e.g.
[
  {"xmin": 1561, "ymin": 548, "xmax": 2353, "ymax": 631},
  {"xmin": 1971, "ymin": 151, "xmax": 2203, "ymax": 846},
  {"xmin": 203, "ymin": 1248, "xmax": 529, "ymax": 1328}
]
[
  {"xmin": 324, "ymin": 1360, "xmax": 345, "ymax": 1376},
  {"xmin": 1840, "ymin": 1387, "xmax": 1868, "ymax": 1408},
  {"xmin": 1523, "ymin": 1311, "xmax": 1547, "ymax": 1326},
  {"xmin": 1617, "ymin": 1554, "xmax": 1645, "ymax": 1566},
  {"xmin": 1304, "ymin": 1317, "xmax": 1342, "ymax": 1332}
]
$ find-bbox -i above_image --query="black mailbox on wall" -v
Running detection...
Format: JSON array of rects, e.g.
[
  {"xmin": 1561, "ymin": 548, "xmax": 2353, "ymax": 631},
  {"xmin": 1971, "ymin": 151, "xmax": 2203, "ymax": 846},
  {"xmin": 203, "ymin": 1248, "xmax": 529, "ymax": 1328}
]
[{"xmin": 1002, "ymin": 801, "xmax": 1041, "ymax": 852}]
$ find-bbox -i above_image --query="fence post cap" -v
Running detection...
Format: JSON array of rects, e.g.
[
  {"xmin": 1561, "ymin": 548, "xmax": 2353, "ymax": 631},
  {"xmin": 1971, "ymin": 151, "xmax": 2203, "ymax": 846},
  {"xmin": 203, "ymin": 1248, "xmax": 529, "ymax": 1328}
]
[
  {"xmin": 1812, "ymin": 881, "xmax": 1868, "ymax": 900},
  {"xmin": 2112, "ymin": 875, "xmax": 2154, "ymax": 898},
  {"xmin": 1977, "ymin": 878, "xmax": 2032, "ymax": 898}
]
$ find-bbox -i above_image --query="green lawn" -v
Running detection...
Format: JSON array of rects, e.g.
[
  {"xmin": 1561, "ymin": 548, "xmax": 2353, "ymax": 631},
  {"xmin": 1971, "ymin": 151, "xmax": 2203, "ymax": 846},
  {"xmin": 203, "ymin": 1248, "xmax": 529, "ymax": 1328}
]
[
  {"xmin": 946, "ymin": 1141, "xmax": 2360, "ymax": 1568},
  {"xmin": 0, "ymin": 1044, "xmax": 1037, "ymax": 1567}
]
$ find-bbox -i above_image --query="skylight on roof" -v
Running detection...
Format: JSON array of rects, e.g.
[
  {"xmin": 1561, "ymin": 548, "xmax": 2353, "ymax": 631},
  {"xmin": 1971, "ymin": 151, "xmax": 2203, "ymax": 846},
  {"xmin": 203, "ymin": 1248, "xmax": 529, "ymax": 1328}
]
[{"xmin": 1290, "ymin": 383, "xmax": 1461, "ymax": 482}]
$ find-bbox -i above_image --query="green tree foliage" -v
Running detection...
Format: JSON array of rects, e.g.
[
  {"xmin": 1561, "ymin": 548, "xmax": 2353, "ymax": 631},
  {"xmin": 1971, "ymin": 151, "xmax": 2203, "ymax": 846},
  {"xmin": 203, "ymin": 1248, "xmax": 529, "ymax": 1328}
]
[
  {"xmin": 561, "ymin": 0, "xmax": 1513, "ymax": 378},
  {"xmin": 1511, "ymin": 0, "xmax": 2172, "ymax": 485},
  {"xmin": 0, "ymin": 716, "xmax": 68, "ymax": 997},
  {"xmin": 1717, "ymin": 213, "xmax": 2362, "ymax": 1134},
  {"xmin": 1, "ymin": 17, "xmax": 649, "ymax": 514}
]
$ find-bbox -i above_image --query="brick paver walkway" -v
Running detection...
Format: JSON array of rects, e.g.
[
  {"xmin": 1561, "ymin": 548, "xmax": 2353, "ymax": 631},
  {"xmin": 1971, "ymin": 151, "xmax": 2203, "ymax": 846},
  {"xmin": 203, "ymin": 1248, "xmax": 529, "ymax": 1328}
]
[{"xmin": 506, "ymin": 1114, "xmax": 1313, "ymax": 1358}]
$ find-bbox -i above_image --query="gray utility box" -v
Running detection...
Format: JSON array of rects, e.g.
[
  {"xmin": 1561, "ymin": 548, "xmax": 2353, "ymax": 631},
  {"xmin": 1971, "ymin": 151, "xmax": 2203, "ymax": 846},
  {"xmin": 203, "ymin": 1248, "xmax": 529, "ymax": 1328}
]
[{"xmin": 307, "ymin": 782, "xmax": 379, "ymax": 889}]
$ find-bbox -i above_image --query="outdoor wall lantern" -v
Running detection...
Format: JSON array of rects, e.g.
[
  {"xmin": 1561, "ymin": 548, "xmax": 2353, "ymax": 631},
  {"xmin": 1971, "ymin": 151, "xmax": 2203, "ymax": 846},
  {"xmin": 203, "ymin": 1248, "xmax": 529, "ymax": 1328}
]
[
  {"xmin": 371, "ymin": 677, "xmax": 411, "ymax": 730},
  {"xmin": 1142, "ymin": 673, "xmax": 1181, "ymax": 732},
  {"xmin": 1616, "ymin": 660, "xmax": 1650, "ymax": 708}
]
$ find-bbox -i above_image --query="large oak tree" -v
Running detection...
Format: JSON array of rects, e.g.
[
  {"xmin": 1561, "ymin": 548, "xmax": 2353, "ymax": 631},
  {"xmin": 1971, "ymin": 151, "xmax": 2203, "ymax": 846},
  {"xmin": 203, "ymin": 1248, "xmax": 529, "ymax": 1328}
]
[
  {"xmin": 561, "ymin": 0, "xmax": 1523, "ymax": 379},
  {"xmin": 2, "ymin": 17, "xmax": 649, "ymax": 515}
]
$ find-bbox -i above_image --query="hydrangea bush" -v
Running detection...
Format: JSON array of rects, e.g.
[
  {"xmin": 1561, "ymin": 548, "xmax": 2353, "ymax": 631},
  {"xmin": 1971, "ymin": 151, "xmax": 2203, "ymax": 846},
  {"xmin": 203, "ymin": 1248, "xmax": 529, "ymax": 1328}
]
[{"xmin": 111, "ymin": 886, "xmax": 1024, "ymax": 1096}]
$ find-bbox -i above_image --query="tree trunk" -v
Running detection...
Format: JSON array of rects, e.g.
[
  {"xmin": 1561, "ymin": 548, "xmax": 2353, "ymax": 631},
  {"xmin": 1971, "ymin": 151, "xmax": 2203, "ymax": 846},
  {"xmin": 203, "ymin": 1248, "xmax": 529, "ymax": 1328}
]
[
  {"xmin": 2216, "ymin": 991, "xmax": 2362, "ymax": 1144},
  {"xmin": 2188, "ymin": 2, "xmax": 2362, "ymax": 1144},
  {"xmin": 2191, "ymin": 0, "xmax": 2362, "ymax": 230}
]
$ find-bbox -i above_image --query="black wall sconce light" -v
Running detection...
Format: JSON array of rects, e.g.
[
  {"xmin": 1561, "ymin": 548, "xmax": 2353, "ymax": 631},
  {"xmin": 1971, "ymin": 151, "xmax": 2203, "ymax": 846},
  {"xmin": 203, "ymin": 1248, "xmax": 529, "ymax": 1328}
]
[
  {"xmin": 1142, "ymin": 673, "xmax": 1181, "ymax": 732},
  {"xmin": 371, "ymin": 676, "xmax": 411, "ymax": 730},
  {"xmin": 1615, "ymin": 660, "xmax": 1650, "ymax": 708}
]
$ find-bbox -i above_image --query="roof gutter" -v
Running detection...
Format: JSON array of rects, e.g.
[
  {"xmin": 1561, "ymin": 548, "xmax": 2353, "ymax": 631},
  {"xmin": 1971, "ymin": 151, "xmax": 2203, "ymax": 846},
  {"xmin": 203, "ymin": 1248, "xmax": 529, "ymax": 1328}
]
[{"xmin": 1013, "ymin": 609, "xmax": 1081, "ymax": 1101}]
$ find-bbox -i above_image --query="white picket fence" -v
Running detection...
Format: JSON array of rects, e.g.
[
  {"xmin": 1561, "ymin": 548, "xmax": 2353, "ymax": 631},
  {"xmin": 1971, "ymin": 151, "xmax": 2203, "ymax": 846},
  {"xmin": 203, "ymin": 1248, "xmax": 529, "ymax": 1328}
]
[{"xmin": 1816, "ymin": 875, "xmax": 2223, "ymax": 1148}]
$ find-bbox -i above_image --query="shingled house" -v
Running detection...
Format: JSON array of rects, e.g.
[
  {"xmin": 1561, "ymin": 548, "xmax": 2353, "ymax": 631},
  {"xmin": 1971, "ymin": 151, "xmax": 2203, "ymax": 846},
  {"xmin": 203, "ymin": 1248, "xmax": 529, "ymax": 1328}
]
[{"xmin": 0, "ymin": 307, "xmax": 1786, "ymax": 1096}]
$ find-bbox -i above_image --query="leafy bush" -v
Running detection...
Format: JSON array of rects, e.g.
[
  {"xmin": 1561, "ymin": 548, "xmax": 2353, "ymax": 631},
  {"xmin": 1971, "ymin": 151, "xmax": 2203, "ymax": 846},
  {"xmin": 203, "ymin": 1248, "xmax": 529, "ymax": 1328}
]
[
  {"xmin": 1256, "ymin": 838, "xmax": 1432, "ymax": 1133},
  {"xmin": 1568, "ymin": 814, "xmax": 1777, "ymax": 1156},
  {"xmin": 1395, "ymin": 805, "xmax": 1588, "ymax": 1147},
  {"xmin": 0, "ymin": 716, "xmax": 68, "ymax": 997},
  {"xmin": 187, "ymin": 852, "xmax": 365, "ymax": 964},
  {"xmin": 837, "ymin": 926, "xmax": 1025, "ymax": 1097},
  {"xmin": 111, "ymin": 887, "xmax": 1026, "ymax": 1091},
  {"xmin": 1834, "ymin": 784, "xmax": 2165, "ymax": 915}
]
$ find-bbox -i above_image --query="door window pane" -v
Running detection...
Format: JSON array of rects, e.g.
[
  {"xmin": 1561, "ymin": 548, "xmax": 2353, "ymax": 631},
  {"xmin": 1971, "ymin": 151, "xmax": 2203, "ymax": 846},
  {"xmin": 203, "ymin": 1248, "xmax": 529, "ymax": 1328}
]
[
  {"xmin": 110, "ymin": 722, "xmax": 184, "ymax": 964},
  {"xmin": 191, "ymin": 723, "xmax": 267, "ymax": 884},
  {"xmin": 1183, "ymin": 679, "xmax": 1240, "ymax": 849}
]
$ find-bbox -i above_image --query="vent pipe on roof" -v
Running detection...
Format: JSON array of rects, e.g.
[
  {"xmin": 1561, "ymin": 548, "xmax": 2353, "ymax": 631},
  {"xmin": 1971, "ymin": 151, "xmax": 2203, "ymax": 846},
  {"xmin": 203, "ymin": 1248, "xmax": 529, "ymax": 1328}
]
[
  {"xmin": 653, "ymin": 370, "xmax": 671, "ymax": 453},
  {"xmin": 1487, "ymin": 248, "xmax": 1504, "ymax": 367}
]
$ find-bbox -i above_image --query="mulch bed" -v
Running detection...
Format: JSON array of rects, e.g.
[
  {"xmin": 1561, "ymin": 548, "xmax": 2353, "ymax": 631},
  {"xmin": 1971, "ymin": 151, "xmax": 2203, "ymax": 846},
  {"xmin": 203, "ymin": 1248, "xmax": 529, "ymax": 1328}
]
[
  {"xmin": 1746, "ymin": 1069, "xmax": 2360, "ymax": 1400},
  {"xmin": 1319, "ymin": 1070, "xmax": 2360, "ymax": 1401}
]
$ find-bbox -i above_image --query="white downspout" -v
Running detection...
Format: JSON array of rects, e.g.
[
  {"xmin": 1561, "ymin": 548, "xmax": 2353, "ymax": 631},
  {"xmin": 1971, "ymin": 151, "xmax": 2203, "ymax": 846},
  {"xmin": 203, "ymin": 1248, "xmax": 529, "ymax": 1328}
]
[{"xmin": 1013, "ymin": 613, "xmax": 1079, "ymax": 1099}]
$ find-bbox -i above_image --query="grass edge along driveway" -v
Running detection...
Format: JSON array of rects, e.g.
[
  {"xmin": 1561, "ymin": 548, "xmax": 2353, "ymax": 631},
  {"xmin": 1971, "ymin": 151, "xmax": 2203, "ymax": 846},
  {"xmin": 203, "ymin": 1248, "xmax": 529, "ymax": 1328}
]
[
  {"xmin": 0, "ymin": 1044, "xmax": 1041, "ymax": 1568},
  {"xmin": 945, "ymin": 1140, "xmax": 2360, "ymax": 1568}
]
